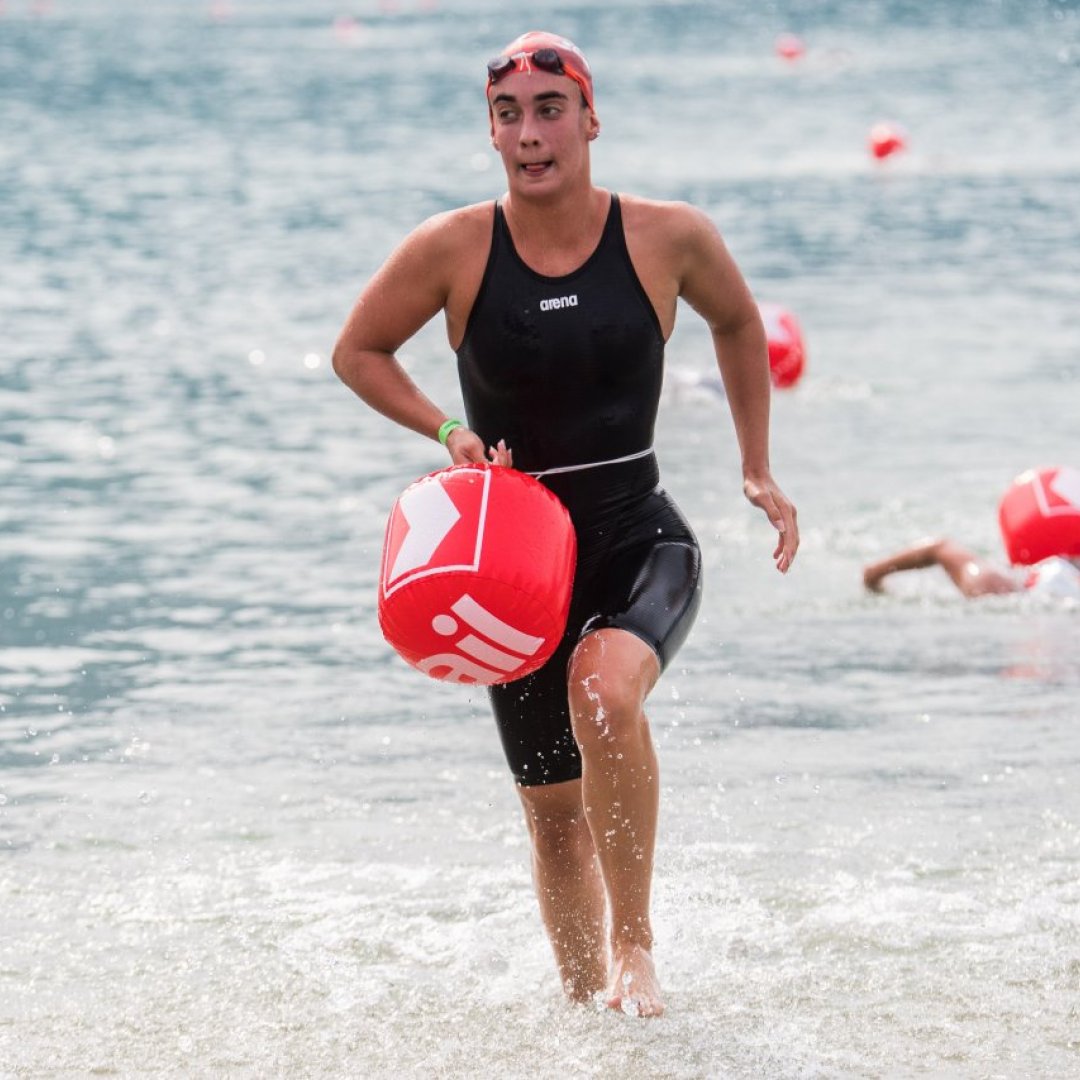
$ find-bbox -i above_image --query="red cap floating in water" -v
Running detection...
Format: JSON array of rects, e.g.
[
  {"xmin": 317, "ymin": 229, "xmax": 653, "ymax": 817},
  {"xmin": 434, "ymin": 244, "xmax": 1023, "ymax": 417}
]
[{"xmin": 486, "ymin": 30, "xmax": 595, "ymax": 113}]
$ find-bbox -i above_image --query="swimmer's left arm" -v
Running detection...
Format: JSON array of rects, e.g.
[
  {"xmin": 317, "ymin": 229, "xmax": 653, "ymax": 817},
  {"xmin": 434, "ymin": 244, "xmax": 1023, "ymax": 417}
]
[{"xmin": 676, "ymin": 205, "xmax": 800, "ymax": 573}]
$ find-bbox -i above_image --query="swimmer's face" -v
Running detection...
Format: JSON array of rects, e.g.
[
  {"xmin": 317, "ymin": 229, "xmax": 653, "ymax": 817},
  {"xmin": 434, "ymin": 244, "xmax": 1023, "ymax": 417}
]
[{"xmin": 488, "ymin": 70, "xmax": 599, "ymax": 192}]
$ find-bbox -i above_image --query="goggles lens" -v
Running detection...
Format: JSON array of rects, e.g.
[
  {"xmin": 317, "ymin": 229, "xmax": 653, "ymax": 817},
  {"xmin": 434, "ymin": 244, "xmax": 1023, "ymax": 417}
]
[{"xmin": 487, "ymin": 48, "xmax": 566, "ymax": 83}]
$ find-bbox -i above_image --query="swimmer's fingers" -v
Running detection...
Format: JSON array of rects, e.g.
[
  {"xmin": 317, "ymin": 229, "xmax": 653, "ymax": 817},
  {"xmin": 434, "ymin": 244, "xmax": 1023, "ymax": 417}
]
[
  {"xmin": 445, "ymin": 427, "xmax": 486, "ymax": 464},
  {"xmin": 487, "ymin": 438, "xmax": 513, "ymax": 468},
  {"xmin": 445, "ymin": 429, "xmax": 513, "ymax": 468},
  {"xmin": 744, "ymin": 476, "xmax": 799, "ymax": 574}
]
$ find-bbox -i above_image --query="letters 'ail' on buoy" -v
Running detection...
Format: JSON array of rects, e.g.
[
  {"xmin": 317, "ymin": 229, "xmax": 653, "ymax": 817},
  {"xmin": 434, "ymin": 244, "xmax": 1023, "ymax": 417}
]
[
  {"xmin": 998, "ymin": 465, "xmax": 1080, "ymax": 565},
  {"xmin": 869, "ymin": 122, "xmax": 907, "ymax": 161},
  {"xmin": 775, "ymin": 33, "xmax": 806, "ymax": 61},
  {"xmin": 378, "ymin": 465, "xmax": 576, "ymax": 685},
  {"xmin": 757, "ymin": 302, "xmax": 807, "ymax": 389}
]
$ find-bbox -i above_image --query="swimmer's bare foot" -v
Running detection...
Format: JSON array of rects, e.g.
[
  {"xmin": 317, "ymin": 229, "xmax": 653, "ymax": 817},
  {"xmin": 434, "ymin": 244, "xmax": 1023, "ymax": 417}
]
[{"xmin": 606, "ymin": 944, "xmax": 664, "ymax": 1018}]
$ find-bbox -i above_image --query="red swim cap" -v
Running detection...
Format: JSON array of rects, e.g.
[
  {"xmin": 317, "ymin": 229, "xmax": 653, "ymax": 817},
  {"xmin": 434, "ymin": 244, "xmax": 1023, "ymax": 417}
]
[{"xmin": 486, "ymin": 30, "xmax": 595, "ymax": 112}]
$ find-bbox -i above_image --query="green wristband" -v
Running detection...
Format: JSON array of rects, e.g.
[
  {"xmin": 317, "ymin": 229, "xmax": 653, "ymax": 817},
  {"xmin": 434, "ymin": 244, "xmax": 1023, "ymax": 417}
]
[{"xmin": 437, "ymin": 419, "xmax": 464, "ymax": 446}]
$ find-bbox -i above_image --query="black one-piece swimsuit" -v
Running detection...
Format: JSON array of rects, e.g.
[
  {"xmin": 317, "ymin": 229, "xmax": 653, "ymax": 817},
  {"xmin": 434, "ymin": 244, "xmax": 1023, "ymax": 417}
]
[{"xmin": 455, "ymin": 194, "xmax": 702, "ymax": 786}]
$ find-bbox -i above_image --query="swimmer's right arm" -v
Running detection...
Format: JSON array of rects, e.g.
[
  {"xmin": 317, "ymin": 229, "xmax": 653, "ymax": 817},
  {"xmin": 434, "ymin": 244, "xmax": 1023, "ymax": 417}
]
[
  {"xmin": 332, "ymin": 213, "xmax": 513, "ymax": 468},
  {"xmin": 332, "ymin": 214, "xmax": 458, "ymax": 444},
  {"xmin": 332, "ymin": 210, "xmax": 509, "ymax": 469}
]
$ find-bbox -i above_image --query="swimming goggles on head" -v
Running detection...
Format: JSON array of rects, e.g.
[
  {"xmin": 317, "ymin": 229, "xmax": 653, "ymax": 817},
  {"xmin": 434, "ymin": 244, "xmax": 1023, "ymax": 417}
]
[
  {"xmin": 487, "ymin": 48, "xmax": 566, "ymax": 81},
  {"xmin": 486, "ymin": 48, "xmax": 594, "ymax": 109}
]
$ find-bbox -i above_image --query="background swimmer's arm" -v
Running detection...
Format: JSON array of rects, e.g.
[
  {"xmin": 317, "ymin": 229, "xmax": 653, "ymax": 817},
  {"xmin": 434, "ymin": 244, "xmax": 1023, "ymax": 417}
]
[
  {"xmin": 675, "ymin": 205, "xmax": 799, "ymax": 573},
  {"xmin": 863, "ymin": 539, "xmax": 947, "ymax": 591},
  {"xmin": 863, "ymin": 538, "xmax": 1018, "ymax": 597},
  {"xmin": 332, "ymin": 211, "xmax": 489, "ymax": 464}
]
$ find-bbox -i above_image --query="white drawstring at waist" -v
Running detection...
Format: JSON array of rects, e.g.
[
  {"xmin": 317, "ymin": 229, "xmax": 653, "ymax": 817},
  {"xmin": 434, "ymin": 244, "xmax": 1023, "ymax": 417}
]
[{"xmin": 526, "ymin": 447, "xmax": 654, "ymax": 479}]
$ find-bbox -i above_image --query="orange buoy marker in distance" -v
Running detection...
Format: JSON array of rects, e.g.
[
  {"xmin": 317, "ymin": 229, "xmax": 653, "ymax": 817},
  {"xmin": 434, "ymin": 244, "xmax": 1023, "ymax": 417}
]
[
  {"xmin": 869, "ymin": 122, "xmax": 907, "ymax": 161},
  {"xmin": 998, "ymin": 465, "xmax": 1080, "ymax": 565},
  {"xmin": 378, "ymin": 465, "xmax": 576, "ymax": 685},
  {"xmin": 757, "ymin": 302, "xmax": 807, "ymax": 389}
]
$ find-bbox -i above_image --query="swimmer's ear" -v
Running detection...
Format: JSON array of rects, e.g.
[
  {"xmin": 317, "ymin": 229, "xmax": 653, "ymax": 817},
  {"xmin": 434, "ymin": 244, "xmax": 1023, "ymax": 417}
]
[{"xmin": 585, "ymin": 110, "xmax": 600, "ymax": 141}]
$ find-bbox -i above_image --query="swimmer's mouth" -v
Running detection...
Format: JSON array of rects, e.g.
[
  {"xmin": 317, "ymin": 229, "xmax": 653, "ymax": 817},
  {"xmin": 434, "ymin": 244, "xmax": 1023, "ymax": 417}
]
[{"xmin": 521, "ymin": 160, "xmax": 553, "ymax": 174}]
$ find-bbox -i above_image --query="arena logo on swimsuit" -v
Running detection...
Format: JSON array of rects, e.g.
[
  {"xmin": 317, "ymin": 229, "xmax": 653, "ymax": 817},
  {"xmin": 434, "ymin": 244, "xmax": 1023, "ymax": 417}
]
[{"xmin": 539, "ymin": 294, "xmax": 579, "ymax": 312}]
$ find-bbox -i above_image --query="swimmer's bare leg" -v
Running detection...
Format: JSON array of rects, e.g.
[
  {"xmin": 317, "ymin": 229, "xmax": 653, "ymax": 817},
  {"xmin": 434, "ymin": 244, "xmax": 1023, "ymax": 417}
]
[
  {"xmin": 568, "ymin": 628, "xmax": 665, "ymax": 1018},
  {"xmin": 517, "ymin": 779, "xmax": 608, "ymax": 1002}
]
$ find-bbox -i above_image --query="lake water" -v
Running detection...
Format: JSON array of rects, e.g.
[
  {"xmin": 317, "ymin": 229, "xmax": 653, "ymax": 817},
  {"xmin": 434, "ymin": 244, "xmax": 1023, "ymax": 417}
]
[{"xmin": 1, "ymin": 0, "xmax": 1078, "ymax": 1076}]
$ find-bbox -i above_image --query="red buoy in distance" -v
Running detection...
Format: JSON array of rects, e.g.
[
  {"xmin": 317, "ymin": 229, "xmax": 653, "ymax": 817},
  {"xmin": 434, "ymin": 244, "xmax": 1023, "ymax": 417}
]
[
  {"xmin": 775, "ymin": 33, "xmax": 806, "ymax": 61},
  {"xmin": 869, "ymin": 122, "xmax": 907, "ymax": 160},
  {"xmin": 758, "ymin": 302, "xmax": 807, "ymax": 389}
]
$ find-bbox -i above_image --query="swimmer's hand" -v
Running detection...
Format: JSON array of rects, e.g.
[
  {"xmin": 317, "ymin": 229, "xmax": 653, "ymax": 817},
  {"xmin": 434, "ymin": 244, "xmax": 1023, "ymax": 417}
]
[
  {"xmin": 487, "ymin": 439, "xmax": 513, "ymax": 468},
  {"xmin": 445, "ymin": 428, "xmax": 513, "ymax": 468},
  {"xmin": 862, "ymin": 565, "xmax": 887, "ymax": 593},
  {"xmin": 743, "ymin": 473, "xmax": 799, "ymax": 574}
]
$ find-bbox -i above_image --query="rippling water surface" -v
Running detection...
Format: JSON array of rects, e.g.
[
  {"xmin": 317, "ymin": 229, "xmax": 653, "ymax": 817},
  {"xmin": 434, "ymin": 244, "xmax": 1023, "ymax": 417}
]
[{"xmin": 2, "ymin": 0, "xmax": 1079, "ymax": 1076}]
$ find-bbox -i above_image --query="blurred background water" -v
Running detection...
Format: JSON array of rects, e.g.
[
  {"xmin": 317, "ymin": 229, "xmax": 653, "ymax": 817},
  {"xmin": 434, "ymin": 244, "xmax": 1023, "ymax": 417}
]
[{"xmin": 1, "ymin": 0, "xmax": 1078, "ymax": 1076}]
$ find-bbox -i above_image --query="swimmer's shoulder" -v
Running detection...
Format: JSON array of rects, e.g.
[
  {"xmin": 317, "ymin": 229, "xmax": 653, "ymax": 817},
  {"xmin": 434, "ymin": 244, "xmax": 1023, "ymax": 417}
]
[
  {"xmin": 619, "ymin": 193, "xmax": 731, "ymax": 273},
  {"xmin": 619, "ymin": 194, "xmax": 722, "ymax": 243},
  {"xmin": 403, "ymin": 201, "xmax": 495, "ymax": 262},
  {"xmin": 380, "ymin": 201, "xmax": 495, "ymax": 302}
]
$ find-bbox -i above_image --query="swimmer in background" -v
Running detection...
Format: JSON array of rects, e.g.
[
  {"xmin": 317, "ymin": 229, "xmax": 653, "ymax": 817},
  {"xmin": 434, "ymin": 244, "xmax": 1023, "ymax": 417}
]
[
  {"xmin": 332, "ymin": 31, "xmax": 798, "ymax": 1016},
  {"xmin": 863, "ymin": 538, "xmax": 1080, "ymax": 599}
]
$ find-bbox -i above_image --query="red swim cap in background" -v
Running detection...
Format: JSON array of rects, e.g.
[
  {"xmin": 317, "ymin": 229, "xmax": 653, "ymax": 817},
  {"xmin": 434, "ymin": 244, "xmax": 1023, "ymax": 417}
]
[{"xmin": 486, "ymin": 30, "xmax": 595, "ymax": 112}]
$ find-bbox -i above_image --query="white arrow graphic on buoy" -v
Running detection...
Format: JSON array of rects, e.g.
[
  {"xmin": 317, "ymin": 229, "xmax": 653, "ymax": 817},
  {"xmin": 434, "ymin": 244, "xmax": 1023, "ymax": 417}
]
[{"xmin": 389, "ymin": 478, "xmax": 462, "ymax": 581}]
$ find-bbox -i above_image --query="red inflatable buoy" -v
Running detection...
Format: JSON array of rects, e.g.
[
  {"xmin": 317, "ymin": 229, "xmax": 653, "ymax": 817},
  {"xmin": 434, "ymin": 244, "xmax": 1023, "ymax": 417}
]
[
  {"xmin": 758, "ymin": 302, "xmax": 807, "ymax": 389},
  {"xmin": 378, "ymin": 465, "xmax": 576, "ymax": 685},
  {"xmin": 775, "ymin": 33, "xmax": 806, "ymax": 61},
  {"xmin": 869, "ymin": 122, "xmax": 907, "ymax": 161},
  {"xmin": 998, "ymin": 465, "xmax": 1080, "ymax": 565}
]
